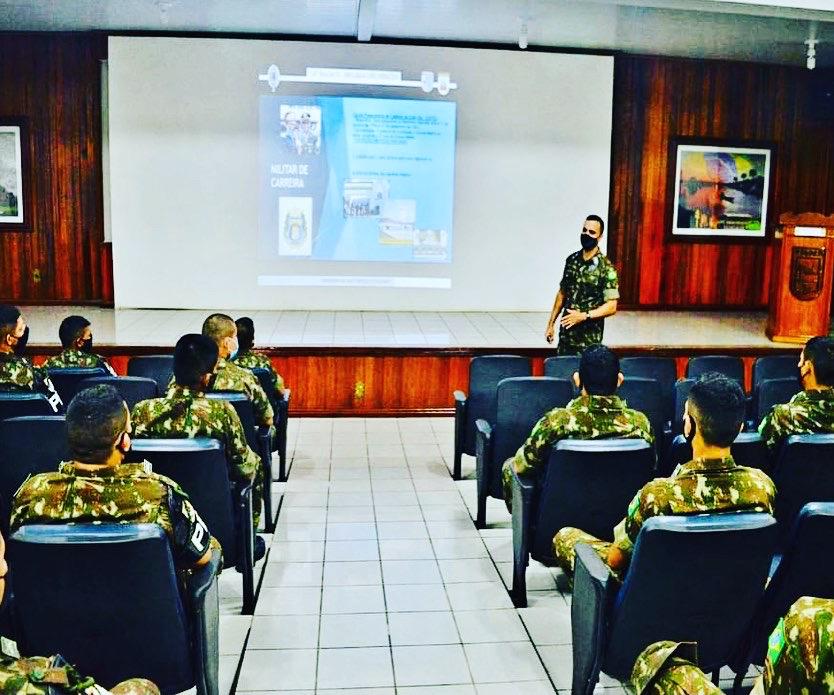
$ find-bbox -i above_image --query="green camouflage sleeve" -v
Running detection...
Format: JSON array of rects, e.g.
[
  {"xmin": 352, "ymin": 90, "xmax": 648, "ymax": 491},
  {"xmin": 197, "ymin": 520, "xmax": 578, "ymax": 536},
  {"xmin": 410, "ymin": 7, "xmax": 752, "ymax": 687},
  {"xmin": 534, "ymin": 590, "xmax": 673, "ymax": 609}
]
[
  {"xmin": 614, "ymin": 489, "xmax": 645, "ymax": 556},
  {"xmin": 248, "ymin": 378, "xmax": 274, "ymax": 425},
  {"xmin": 558, "ymin": 257, "xmax": 571, "ymax": 295},
  {"xmin": 758, "ymin": 402, "xmax": 799, "ymax": 450},
  {"xmin": 602, "ymin": 261, "xmax": 620, "ymax": 302},
  {"xmin": 222, "ymin": 402, "xmax": 261, "ymax": 480},
  {"xmin": 131, "ymin": 402, "xmax": 152, "ymax": 439},
  {"xmin": 510, "ymin": 410, "xmax": 569, "ymax": 479}
]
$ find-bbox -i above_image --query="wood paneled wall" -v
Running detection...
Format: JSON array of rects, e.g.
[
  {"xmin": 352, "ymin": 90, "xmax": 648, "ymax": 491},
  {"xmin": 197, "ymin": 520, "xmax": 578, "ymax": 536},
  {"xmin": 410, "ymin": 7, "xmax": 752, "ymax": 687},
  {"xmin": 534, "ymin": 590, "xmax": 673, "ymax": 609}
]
[
  {"xmin": 609, "ymin": 55, "xmax": 834, "ymax": 308},
  {"xmin": 0, "ymin": 33, "xmax": 111, "ymax": 304}
]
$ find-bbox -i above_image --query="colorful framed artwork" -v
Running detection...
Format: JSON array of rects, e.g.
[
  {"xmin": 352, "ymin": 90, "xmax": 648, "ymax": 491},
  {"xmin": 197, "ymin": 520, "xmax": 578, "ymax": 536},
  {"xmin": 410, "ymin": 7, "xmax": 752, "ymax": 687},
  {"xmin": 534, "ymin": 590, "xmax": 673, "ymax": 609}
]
[
  {"xmin": 669, "ymin": 138, "xmax": 774, "ymax": 241},
  {"xmin": 0, "ymin": 119, "xmax": 32, "ymax": 231}
]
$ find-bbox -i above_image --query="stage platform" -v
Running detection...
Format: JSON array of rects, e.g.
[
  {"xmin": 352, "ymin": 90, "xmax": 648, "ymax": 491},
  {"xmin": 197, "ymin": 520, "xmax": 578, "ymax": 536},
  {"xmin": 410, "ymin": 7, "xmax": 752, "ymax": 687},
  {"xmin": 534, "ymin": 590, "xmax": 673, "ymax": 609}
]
[{"xmin": 20, "ymin": 306, "xmax": 800, "ymax": 416}]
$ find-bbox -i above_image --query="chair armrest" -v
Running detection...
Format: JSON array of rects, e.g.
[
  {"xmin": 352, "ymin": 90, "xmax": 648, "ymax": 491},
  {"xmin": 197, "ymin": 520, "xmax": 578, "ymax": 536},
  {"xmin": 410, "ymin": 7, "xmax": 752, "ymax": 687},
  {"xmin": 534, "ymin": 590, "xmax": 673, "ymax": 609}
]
[
  {"xmin": 187, "ymin": 548, "xmax": 223, "ymax": 601},
  {"xmin": 453, "ymin": 391, "xmax": 468, "ymax": 479},
  {"xmin": 511, "ymin": 463, "xmax": 537, "ymax": 569},
  {"xmin": 234, "ymin": 482, "xmax": 255, "ymax": 566},
  {"xmin": 187, "ymin": 548, "xmax": 221, "ymax": 695},
  {"xmin": 571, "ymin": 542, "xmax": 617, "ymax": 695},
  {"xmin": 475, "ymin": 419, "xmax": 493, "ymax": 490}
]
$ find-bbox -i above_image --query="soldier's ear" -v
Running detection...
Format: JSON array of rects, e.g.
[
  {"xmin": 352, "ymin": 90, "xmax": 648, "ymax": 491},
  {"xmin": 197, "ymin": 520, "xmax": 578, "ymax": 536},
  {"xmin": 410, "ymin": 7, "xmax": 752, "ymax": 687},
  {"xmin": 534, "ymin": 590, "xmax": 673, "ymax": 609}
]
[
  {"xmin": 572, "ymin": 371, "xmax": 580, "ymax": 389},
  {"xmin": 616, "ymin": 372, "xmax": 624, "ymax": 388}
]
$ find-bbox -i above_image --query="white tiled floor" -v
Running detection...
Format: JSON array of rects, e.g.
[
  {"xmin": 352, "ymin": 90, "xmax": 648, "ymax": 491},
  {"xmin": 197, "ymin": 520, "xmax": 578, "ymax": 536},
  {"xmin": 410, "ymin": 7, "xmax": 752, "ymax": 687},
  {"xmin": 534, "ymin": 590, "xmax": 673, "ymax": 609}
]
[
  {"xmin": 18, "ymin": 306, "xmax": 783, "ymax": 350},
  {"xmin": 216, "ymin": 416, "xmax": 760, "ymax": 694}
]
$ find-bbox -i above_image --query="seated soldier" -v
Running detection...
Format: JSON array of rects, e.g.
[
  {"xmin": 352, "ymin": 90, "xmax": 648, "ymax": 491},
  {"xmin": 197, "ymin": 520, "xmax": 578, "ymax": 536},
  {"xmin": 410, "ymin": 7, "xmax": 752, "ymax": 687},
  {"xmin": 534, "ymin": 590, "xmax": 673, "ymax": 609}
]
[
  {"xmin": 201, "ymin": 313, "xmax": 273, "ymax": 427},
  {"xmin": 131, "ymin": 334, "xmax": 264, "ymax": 556},
  {"xmin": 41, "ymin": 315, "xmax": 117, "ymax": 375},
  {"xmin": 11, "ymin": 384, "xmax": 216, "ymax": 574},
  {"xmin": 759, "ymin": 335, "xmax": 834, "ymax": 450},
  {"xmin": 233, "ymin": 316, "xmax": 285, "ymax": 397},
  {"xmin": 501, "ymin": 344, "xmax": 654, "ymax": 507},
  {"xmin": 553, "ymin": 373, "xmax": 776, "ymax": 580},
  {"xmin": 0, "ymin": 305, "xmax": 62, "ymax": 412},
  {"xmin": 631, "ymin": 597, "xmax": 834, "ymax": 694},
  {"xmin": 0, "ymin": 525, "xmax": 161, "ymax": 695}
]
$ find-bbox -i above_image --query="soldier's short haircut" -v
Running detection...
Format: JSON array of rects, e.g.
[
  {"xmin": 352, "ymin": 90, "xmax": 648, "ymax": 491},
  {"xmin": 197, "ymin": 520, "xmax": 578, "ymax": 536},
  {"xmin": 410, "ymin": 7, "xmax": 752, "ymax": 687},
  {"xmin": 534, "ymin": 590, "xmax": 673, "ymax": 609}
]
[
  {"xmin": 804, "ymin": 336, "xmax": 834, "ymax": 387},
  {"xmin": 0, "ymin": 305, "xmax": 21, "ymax": 342},
  {"xmin": 66, "ymin": 385, "xmax": 128, "ymax": 465},
  {"xmin": 58, "ymin": 315, "xmax": 91, "ymax": 348},
  {"xmin": 578, "ymin": 344, "xmax": 619, "ymax": 395},
  {"xmin": 202, "ymin": 313, "xmax": 236, "ymax": 346},
  {"xmin": 585, "ymin": 214, "xmax": 605, "ymax": 234},
  {"xmin": 687, "ymin": 373, "xmax": 745, "ymax": 448},
  {"xmin": 236, "ymin": 317, "xmax": 255, "ymax": 354},
  {"xmin": 174, "ymin": 333, "xmax": 219, "ymax": 387}
]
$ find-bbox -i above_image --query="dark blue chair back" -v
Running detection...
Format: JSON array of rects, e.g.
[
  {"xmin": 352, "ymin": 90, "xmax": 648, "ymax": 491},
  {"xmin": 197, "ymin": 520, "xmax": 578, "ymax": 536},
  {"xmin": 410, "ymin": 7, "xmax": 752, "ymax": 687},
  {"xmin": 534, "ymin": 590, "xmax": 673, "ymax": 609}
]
[
  {"xmin": 0, "ymin": 392, "xmax": 59, "ymax": 420},
  {"xmin": 755, "ymin": 377, "xmax": 802, "ymax": 424},
  {"xmin": 487, "ymin": 377, "xmax": 573, "ymax": 498},
  {"xmin": 663, "ymin": 432, "xmax": 769, "ymax": 477},
  {"xmin": 78, "ymin": 375, "xmax": 159, "ymax": 411},
  {"xmin": 672, "ymin": 379, "xmax": 695, "ymax": 436},
  {"xmin": 46, "ymin": 367, "xmax": 109, "ymax": 406},
  {"xmin": 543, "ymin": 356, "xmax": 580, "ymax": 381},
  {"xmin": 463, "ymin": 356, "xmax": 531, "ymax": 455},
  {"xmin": 617, "ymin": 377, "xmax": 665, "ymax": 450},
  {"xmin": 531, "ymin": 439, "xmax": 655, "ymax": 562},
  {"xmin": 601, "ymin": 513, "xmax": 777, "ymax": 679},
  {"xmin": 772, "ymin": 434, "xmax": 834, "ymax": 546},
  {"xmin": 127, "ymin": 356, "xmax": 174, "ymax": 394},
  {"xmin": 0, "ymin": 416, "xmax": 69, "ymax": 536},
  {"xmin": 250, "ymin": 367, "xmax": 279, "ymax": 412},
  {"xmin": 9, "ymin": 524, "xmax": 197, "ymax": 693},
  {"xmin": 753, "ymin": 355, "xmax": 800, "ymax": 389},
  {"xmin": 203, "ymin": 391, "xmax": 259, "ymax": 452},
  {"xmin": 620, "ymin": 357, "xmax": 677, "ymax": 420},
  {"xmin": 686, "ymin": 355, "xmax": 744, "ymax": 388}
]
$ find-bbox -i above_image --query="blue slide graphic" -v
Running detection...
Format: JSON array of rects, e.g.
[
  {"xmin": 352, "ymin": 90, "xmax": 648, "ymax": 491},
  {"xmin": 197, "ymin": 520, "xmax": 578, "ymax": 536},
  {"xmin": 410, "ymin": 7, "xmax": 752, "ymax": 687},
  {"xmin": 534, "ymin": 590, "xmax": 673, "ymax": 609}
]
[{"xmin": 259, "ymin": 96, "xmax": 456, "ymax": 264}]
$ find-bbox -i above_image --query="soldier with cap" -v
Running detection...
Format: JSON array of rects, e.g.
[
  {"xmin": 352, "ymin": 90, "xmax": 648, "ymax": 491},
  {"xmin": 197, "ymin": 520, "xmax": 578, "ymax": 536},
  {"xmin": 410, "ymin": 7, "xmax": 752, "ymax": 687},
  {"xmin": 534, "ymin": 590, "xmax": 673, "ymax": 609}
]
[
  {"xmin": 544, "ymin": 215, "xmax": 620, "ymax": 356},
  {"xmin": 0, "ymin": 305, "xmax": 62, "ymax": 412},
  {"xmin": 501, "ymin": 344, "xmax": 653, "ymax": 509},
  {"xmin": 759, "ymin": 336, "xmax": 834, "ymax": 450},
  {"xmin": 131, "ymin": 334, "xmax": 264, "ymax": 550},
  {"xmin": 41, "ymin": 315, "xmax": 116, "ymax": 375},
  {"xmin": 233, "ymin": 316, "xmax": 285, "ymax": 397},
  {"xmin": 553, "ymin": 373, "xmax": 776, "ymax": 580}
]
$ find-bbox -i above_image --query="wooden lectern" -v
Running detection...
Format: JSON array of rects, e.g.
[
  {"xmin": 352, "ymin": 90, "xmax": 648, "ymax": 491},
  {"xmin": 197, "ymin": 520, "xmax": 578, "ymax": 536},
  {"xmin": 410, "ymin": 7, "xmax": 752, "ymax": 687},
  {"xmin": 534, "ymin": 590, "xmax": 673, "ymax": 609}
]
[{"xmin": 766, "ymin": 212, "xmax": 834, "ymax": 343}]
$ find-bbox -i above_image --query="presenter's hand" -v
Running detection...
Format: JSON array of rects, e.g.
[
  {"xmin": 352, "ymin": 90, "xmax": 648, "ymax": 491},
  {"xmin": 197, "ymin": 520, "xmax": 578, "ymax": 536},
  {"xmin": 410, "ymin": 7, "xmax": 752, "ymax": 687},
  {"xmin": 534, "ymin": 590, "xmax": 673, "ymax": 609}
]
[
  {"xmin": 545, "ymin": 325, "xmax": 555, "ymax": 343},
  {"xmin": 560, "ymin": 309, "xmax": 586, "ymax": 329}
]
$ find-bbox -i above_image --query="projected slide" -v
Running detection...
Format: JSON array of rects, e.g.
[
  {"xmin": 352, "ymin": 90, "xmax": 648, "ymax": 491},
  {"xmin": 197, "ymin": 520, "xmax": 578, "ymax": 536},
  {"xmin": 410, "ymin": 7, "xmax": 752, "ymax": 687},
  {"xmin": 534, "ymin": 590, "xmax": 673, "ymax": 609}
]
[{"xmin": 259, "ymin": 96, "xmax": 456, "ymax": 265}]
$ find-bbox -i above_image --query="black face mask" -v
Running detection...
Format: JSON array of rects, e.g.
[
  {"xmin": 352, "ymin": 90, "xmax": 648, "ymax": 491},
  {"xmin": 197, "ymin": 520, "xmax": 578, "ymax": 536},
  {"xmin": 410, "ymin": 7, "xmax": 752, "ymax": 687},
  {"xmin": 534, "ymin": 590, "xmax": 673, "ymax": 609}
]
[
  {"xmin": 684, "ymin": 415, "xmax": 697, "ymax": 446},
  {"xmin": 12, "ymin": 326, "xmax": 29, "ymax": 356},
  {"xmin": 80, "ymin": 337, "xmax": 93, "ymax": 354},
  {"xmin": 580, "ymin": 233, "xmax": 599, "ymax": 251}
]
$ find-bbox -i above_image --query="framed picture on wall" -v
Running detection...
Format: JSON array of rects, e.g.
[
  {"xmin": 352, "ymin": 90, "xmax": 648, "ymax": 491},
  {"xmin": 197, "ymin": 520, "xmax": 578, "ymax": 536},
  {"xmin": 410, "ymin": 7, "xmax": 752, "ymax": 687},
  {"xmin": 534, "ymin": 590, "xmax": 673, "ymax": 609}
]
[
  {"xmin": 668, "ymin": 137, "xmax": 774, "ymax": 242},
  {"xmin": 0, "ymin": 119, "xmax": 32, "ymax": 232}
]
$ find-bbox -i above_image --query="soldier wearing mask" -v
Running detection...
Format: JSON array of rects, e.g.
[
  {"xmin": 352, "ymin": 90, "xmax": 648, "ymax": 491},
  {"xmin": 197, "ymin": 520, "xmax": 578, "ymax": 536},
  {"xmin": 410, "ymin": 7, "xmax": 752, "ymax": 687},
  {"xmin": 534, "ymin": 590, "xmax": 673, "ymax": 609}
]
[{"xmin": 41, "ymin": 315, "xmax": 117, "ymax": 375}]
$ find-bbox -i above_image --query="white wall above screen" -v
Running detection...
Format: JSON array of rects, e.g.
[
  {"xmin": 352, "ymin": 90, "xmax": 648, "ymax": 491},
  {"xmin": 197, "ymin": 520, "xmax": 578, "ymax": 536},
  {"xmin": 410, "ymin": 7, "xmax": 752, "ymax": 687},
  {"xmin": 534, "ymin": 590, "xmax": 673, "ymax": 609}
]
[{"xmin": 107, "ymin": 37, "xmax": 613, "ymax": 311}]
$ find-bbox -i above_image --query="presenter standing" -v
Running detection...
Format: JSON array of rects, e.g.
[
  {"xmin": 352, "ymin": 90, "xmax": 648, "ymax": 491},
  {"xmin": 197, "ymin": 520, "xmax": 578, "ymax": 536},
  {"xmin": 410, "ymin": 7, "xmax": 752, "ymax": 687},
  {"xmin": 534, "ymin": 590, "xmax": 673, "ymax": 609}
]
[{"xmin": 545, "ymin": 215, "xmax": 619, "ymax": 355}]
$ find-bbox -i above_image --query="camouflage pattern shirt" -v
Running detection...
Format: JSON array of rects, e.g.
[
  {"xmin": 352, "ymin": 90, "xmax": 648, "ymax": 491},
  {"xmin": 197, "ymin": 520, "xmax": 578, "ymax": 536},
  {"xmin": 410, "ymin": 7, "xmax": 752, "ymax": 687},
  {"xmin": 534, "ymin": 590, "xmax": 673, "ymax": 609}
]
[
  {"xmin": 131, "ymin": 385, "xmax": 261, "ymax": 482},
  {"xmin": 234, "ymin": 351, "xmax": 285, "ymax": 393},
  {"xmin": 758, "ymin": 388, "xmax": 834, "ymax": 450},
  {"xmin": 502, "ymin": 394, "xmax": 653, "ymax": 505},
  {"xmin": 41, "ymin": 348, "xmax": 117, "ymax": 376},
  {"xmin": 10, "ymin": 461, "xmax": 212, "ymax": 568},
  {"xmin": 0, "ymin": 354, "xmax": 63, "ymax": 412},
  {"xmin": 209, "ymin": 358, "xmax": 273, "ymax": 426},
  {"xmin": 556, "ymin": 249, "xmax": 620, "ymax": 356},
  {"xmin": 631, "ymin": 641, "xmax": 722, "ymax": 695}
]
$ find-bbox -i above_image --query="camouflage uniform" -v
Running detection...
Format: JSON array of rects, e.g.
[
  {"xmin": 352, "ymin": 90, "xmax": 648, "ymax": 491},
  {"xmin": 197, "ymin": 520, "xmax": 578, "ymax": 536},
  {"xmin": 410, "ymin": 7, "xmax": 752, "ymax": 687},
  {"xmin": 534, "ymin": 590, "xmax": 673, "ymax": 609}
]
[
  {"xmin": 131, "ymin": 385, "xmax": 263, "ymax": 529},
  {"xmin": 501, "ymin": 395, "xmax": 653, "ymax": 507},
  {"xmin": 0, "ymin": 354, "xmax": 63, "ymax": 412},
  {"xmin": 553, "ymin": 456, "xmax": 776, "ymax": 578},
  {"xmin": 0, "ymin": 654, "xmax": 159, "ymax": 695},
  {"xmin": 556, "ymin": 250, "xmax": 620, "ymax": 356},
  {"xmin": 234, "ymin": 351, "xmax": 285, "ymax": 393},
  {"xmin": 631, "ymin": 641, "xmax": 722, "ymax": 695},
  {"xmin": 11, "ymin": 461, "xmax": 216, "ymax": 570},
  {"xmin": 210, "ymin": 358, "xmax": 273, "ymax": 426},
  {"xmin": 758, "ymin": 388, "xmax": 834, "ymax": 450},
  {"xmin": 41, "ymin": 348, "xmax": 117, "ymax": 376}
]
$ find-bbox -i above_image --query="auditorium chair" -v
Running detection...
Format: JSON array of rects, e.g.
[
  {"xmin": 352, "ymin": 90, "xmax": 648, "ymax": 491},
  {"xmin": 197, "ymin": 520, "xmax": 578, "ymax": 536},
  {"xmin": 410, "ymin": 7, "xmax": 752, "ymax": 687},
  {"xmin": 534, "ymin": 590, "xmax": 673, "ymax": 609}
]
[
  {"xmin": 46, "ymin": 366, "xmax": 109, "ymax": 405},
  {"xmin": 663, "ymin": 432, "xmax": 769, "ymax": 477},
  {"xmin": 571, "ymin": 512, "xmax": 777, "ymax": 695},
  {"xmin": 752, "ymin": 354, "xmax": 800, "ymax": 390},
  {"xmin": 0, "ymin": 392, "xmax": 60, "ymax": 420},
  {"xmin": 250, "ymin": 367, "xmax": 291, "ymax": 482},
  {"xmin": 0, "ymin": 415, "xmax": 69, "ymax": 536},
  {"xmin": 9, "ymin": 523, "xmax": 220, "ymax": 695},
  {"xmin": 453, "ymin": 355, "xmax": 531, "ymax": 480},
  {"xmin": 732, "ymin": 502, "xmax": 834, "ymax": 691},
  {"xmin": 542, "ymin": 355, "xmax": 580, "ymax": 381},
  {"xmin": 686, "ymin": 355, "xmax": 744, "ymax": 387},
  {"xmin": 616, "ymin": 377, "xmax": 665, "ymax": 457},
  {"xmin": 753, "ymin": 376, "xmax": 801, "ymax": 424},
  {"xmin": 508, "ymin": 439, "xmax": 655, "ymax": 607},
  {"xmin": 130, "ymin": 438, "xmax": 256, "ymax": 615},
  {"xmin": 203, "ymin": 391, "xmax": 275, "ymax": 533},
  {"xmin": 127, "ymin": 355, "xmax": 174, "ymax": 394},
  {"xmin": 78, "ymin": 375, "xmax": 159, "ymax": 410},
  {"xmin": 671, "ymin": 378, "xmax": 696, "ymax": 436},
  {"xmin": 619, "ymin": 356, "xmax": 677, "ymax": 422},
  {"xmin": 473, "ymin": 376, "xmax": 572, "ymax": 528},
  {"xmin": 771, "ymin": 433, "xmax": 834, "ymax": 548}
]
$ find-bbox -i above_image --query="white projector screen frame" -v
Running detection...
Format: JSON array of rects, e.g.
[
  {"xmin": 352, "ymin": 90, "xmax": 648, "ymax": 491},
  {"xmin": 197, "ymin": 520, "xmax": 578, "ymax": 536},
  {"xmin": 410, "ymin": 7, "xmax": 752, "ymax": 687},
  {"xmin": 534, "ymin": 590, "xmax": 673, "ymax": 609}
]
[{"xmin": 108, "ymin": 37, "xmax": 614, "ymax": 311}]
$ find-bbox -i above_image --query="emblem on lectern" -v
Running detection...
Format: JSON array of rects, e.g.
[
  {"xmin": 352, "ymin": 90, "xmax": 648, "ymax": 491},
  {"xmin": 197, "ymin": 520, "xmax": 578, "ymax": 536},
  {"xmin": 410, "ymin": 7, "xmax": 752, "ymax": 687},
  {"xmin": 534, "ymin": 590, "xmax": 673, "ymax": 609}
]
[{"xmin": 790, "ymin": 247, "xmax": 826, "ymax": 301}]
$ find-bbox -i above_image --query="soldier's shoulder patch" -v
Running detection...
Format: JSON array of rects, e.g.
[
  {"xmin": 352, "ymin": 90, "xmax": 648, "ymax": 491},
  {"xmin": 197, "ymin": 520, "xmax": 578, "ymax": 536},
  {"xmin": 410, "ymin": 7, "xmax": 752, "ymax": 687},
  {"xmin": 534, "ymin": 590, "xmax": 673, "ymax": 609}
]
[{"xmin": 767, "ymin": 617, "xmax": 786, "ymax": 667}]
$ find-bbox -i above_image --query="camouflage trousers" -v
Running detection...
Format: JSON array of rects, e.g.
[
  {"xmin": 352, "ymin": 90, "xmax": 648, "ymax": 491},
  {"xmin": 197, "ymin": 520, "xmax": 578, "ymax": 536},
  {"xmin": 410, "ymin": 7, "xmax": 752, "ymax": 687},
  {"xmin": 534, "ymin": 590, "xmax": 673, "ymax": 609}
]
[
  {"xmin": 0, "ymin": 656, "xmax": 159, "ymax": 695},
  {"xmin": 638, "ymin": 662, "xmax": 723, "ymax": 695},
  {"xmin": 556, "ymin": 321, "xmax": 603, "ymax": 356},
  {"xmin": 501, "ymin": 460, "xmax": 515, "ymax": 511},
  {"xmin": 552, "ymin": 527, "xmax": 613, "ymax": 578}
]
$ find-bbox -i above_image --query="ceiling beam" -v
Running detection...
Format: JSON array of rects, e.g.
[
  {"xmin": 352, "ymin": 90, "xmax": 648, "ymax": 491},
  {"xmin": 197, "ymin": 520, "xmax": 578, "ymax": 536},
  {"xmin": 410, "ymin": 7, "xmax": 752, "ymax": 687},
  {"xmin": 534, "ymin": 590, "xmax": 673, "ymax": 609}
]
[{"xmin": 357, "ymin": 0, "xmax": 377, "ymax": 41}]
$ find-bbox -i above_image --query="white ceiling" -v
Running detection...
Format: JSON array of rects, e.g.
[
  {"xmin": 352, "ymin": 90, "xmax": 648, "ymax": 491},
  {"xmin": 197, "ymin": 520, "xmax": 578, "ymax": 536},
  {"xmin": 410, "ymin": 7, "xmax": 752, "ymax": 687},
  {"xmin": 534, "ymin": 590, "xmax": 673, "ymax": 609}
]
[{"xmin": 1, "ymin": 0, "xmax": 833, "ymax": 68}]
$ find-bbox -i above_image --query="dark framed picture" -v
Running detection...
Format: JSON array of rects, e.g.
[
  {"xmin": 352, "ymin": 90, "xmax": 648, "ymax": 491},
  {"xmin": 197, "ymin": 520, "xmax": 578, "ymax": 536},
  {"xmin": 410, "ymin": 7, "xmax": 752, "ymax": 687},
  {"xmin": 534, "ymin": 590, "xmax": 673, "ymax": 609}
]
[
  {"xmin": 668, "ymin": 137, "xmax": 774, "ymax": 242},
  {"xmin": 0, "ymin": 118, "xmax": 32, "ymax": 231}
]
